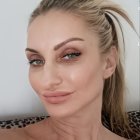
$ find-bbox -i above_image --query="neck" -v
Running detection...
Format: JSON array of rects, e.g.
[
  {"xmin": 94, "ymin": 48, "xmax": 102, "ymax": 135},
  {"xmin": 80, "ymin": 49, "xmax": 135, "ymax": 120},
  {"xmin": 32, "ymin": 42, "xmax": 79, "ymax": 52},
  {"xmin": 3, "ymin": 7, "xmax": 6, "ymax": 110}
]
[
  {"xmin": 48, "ymin": 117, "xmax": 103, "ymax": 140},
  {"xmin": 46, "ymin": 102, "xmax": 104, "ymax": 140}
]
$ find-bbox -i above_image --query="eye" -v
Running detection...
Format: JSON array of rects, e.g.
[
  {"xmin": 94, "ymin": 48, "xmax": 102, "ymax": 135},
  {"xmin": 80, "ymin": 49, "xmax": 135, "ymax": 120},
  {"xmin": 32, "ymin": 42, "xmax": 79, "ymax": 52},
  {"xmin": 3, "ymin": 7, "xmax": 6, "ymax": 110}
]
[
  {"xmin": 29, "ymin": 59, "xmax": 45, "ymax": 66},
  {"xmin": 62, "ymin": 52, "xmax": 81, "ymax": 61}
]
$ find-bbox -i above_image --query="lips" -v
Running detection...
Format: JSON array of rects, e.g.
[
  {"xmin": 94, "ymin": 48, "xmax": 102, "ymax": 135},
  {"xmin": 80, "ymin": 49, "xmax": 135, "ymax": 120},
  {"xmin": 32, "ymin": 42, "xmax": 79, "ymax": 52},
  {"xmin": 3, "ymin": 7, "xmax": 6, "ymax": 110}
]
[
  {"xmin": 42, "ymin": 91, "xmax": 73, "ymax": 104},
  {"xmin": 44, "ymin": 92, "xmax": 72, "ymax": 97}
]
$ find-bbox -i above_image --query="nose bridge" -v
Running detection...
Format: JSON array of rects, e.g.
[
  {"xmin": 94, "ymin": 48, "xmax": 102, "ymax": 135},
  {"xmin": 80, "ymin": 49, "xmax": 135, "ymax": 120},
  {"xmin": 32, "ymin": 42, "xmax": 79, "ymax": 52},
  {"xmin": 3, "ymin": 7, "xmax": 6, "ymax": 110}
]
[{"xmin": 42, "ymin": 62, "xmax": 62, "ymax": 90}]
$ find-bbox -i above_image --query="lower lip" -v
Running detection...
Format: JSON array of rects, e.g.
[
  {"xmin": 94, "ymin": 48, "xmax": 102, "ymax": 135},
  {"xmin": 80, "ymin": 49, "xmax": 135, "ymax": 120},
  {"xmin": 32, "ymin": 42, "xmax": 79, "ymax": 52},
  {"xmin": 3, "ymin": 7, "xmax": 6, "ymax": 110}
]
[{"xmin": 43, "ymin": 94, "xmax": 72, "ymax": 104}]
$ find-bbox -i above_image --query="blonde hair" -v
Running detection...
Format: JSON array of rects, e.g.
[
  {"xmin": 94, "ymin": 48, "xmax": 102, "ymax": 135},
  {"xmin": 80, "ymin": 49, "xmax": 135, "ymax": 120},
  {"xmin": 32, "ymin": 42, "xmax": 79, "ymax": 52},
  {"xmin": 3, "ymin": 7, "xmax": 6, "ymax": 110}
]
[{"xmin": 29, "ymin": 0, "xmax": 136, "ymax": 138}]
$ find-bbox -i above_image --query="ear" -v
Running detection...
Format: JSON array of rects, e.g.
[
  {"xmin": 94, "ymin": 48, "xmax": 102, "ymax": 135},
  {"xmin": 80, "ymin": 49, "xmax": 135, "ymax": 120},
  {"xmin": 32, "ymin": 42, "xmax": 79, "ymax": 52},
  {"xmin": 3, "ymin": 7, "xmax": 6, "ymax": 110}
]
[{"xmin": 103, "ymin": 46, "xmax": 118, "ymax": 79}]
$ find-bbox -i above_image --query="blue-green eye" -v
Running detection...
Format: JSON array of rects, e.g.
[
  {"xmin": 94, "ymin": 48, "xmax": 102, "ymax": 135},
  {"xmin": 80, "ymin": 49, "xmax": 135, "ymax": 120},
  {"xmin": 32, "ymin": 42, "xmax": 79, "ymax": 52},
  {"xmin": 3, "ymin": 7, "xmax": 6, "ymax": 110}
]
[
  {"xmin": 63, "ymin": 52, "xmax": 81, "ymax": 60},
  {"xmin": 29, "ymin": 59, "xmax": 44, "ymax": 66}
]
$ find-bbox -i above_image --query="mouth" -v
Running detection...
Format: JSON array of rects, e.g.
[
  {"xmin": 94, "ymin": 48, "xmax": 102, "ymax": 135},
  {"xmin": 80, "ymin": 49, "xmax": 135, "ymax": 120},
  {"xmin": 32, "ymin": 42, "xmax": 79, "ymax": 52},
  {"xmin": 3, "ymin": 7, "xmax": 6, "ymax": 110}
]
[{"xmin": 43, "ymin": 92, "xmax": 73, "ymax": 104}]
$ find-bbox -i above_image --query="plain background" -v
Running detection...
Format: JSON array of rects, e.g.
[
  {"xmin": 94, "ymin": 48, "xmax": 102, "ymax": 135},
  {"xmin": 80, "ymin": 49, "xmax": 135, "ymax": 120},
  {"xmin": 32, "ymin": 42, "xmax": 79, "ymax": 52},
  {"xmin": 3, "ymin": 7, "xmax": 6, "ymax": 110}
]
[{"xmin": 0, "ymin": 0, "xmax": 139, "ymax": 120}]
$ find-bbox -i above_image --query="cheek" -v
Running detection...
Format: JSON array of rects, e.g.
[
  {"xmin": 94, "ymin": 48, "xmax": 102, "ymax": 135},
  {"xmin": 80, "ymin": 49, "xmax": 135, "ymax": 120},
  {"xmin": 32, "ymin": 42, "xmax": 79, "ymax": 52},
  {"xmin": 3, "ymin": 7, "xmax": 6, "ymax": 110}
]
[
  {"xmin": 29, "ymin": 69, "xmax": 41, "ymax": 94},
  {"xmin": 63, "ymin": 61, "xmax": 104, "ymax": 97},
  {"xmin": 74, "ymin": 68, "xmax": 102, "ymax": 90}
]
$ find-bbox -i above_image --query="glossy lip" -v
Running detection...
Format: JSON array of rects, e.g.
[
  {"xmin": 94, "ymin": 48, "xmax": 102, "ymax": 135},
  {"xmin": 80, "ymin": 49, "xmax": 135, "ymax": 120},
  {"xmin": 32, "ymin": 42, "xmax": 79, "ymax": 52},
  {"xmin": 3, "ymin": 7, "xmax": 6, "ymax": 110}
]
[
  {"xmin": 43, "ymin": 91, "xmax": 73, "ymax": 97},
  {"xmin": 43, "ymin": 91, "xmax": 73, "ymax": 104}
]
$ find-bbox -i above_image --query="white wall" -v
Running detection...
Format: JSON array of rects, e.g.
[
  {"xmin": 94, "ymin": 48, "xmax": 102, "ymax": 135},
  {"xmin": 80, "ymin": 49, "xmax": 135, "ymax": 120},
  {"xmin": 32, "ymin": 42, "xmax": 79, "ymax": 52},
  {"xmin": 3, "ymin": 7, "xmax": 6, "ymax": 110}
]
[
  {"xmin": 113, "ymin": 0, "xmax": 139, "ymax": 111},
  {"xmin": 0, "ymin": 0, "xmax": 139, "ymax": 120}
]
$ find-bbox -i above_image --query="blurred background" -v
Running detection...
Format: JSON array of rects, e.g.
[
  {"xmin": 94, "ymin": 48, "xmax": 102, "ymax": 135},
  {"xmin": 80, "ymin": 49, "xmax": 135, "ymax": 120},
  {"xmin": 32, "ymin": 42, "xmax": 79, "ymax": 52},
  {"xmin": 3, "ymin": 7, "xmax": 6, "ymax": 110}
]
[{"xmin": 0, "ymin": 0, "xmax": 139, "ymax": 120}]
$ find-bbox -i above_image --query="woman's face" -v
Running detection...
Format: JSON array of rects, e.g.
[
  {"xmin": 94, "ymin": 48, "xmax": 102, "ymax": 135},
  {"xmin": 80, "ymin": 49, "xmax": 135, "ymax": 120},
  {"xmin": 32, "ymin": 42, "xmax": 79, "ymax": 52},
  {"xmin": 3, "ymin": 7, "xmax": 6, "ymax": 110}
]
[{"xmin": 26, "ymin": 10, "xmax": 109, "ymax": 118}]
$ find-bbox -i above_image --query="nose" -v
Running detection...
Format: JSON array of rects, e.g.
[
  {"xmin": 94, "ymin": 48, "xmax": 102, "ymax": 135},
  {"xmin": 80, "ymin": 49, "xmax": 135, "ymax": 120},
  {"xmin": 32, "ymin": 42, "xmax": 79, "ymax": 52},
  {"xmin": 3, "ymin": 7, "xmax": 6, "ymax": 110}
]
[{"xmin": 41, "ymin": 64, "xmax": 62, "ymax": 91}]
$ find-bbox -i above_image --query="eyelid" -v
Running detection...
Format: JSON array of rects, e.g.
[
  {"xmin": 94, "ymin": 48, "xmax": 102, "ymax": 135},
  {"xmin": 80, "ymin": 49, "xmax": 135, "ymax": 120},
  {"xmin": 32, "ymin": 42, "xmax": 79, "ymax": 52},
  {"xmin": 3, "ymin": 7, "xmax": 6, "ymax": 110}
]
[
  {"xmin": 59, "ymin": 47, "xmax": 81, "ymax": 54},
  {"xmin": 59, "ymin": 44, "xmax": 83, "ymax": 51},
  {"xmin": 57, "ymin": 52, "xmax": 81, "ymax": 64},
  {"xmin": 28, "ymin": 59, "xmax": 45, "ymax": 67},
  {"xmin": 26, "ymin": 53, "xmax": 45, "ymax": 66},
  {"xmin": 26, "ymin": 53, "xmax": 43, "ymax": 60}
]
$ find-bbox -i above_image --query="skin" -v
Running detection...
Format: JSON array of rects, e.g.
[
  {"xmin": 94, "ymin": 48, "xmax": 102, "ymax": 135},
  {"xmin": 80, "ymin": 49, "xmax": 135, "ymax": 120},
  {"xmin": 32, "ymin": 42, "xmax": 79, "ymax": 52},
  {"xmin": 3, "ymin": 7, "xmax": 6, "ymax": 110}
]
[{"xmin": 0, "ymin": 10, "xmax": 127, "ymax": 140}]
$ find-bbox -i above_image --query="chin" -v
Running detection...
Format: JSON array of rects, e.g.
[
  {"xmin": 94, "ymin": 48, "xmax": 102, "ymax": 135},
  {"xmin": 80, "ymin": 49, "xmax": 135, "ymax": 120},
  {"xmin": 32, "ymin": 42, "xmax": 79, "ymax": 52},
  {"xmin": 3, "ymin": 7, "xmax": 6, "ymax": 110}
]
[
  {"xmin": 42, "ymin": 101, "xmax": 79, "ymax": 119},
  {"xmin": 45, "ymin": 106, "xmax": 76, "ymax": 119}
]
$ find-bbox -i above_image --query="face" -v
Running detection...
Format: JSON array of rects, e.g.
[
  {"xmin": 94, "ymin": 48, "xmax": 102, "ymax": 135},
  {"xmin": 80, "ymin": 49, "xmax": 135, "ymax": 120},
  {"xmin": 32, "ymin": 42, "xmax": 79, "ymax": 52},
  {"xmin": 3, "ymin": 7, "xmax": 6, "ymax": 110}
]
[{"xmin": 26, "ymin": 10, "xmax": 112, "ymax": 118}]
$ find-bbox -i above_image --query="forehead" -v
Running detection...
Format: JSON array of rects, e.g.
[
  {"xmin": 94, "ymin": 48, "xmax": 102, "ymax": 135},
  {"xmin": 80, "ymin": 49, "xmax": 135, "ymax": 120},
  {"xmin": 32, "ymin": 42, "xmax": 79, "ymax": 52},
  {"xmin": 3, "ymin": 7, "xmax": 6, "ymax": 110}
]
[{"xmin": 27, "ymin": 10, "xmax": 99, "ymax": 50}]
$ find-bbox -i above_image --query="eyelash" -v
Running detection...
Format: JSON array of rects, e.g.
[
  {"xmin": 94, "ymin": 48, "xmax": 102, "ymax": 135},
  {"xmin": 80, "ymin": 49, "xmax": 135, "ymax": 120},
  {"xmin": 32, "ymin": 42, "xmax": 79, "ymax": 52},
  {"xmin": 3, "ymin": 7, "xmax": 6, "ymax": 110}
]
[
  {"xmin": 28, "ymin": 52, "xmax": 81, "ymax": 66},
  {"xmin": 62, "ymin": 52, "xmax": 81, "ymax": 61},
  {"xmin": 29, "ymin": 59, "xmax": 44, "ymax": 66}
]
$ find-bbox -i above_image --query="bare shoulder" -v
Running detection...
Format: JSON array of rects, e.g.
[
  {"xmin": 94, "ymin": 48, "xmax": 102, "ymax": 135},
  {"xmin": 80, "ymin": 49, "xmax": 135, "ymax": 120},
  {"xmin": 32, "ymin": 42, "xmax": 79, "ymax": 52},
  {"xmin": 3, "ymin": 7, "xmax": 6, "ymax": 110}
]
[
  {"xmin": 0, "ymin": 119, "xmax": 49, "ymax": 140},
  {"xmin": 103, "ymin": 126, "xmax": 128, "ymax": 140},
  {"xmin": 23, "ymin": 118, "xmax": 53, "ymax": 140},
  {"xmin": 0, "ymin": 128, "xmax": 28, "ymax": 140},
  {"xmin": 110, "ymin": 132, "xmax": 127, "ymax": 140}
]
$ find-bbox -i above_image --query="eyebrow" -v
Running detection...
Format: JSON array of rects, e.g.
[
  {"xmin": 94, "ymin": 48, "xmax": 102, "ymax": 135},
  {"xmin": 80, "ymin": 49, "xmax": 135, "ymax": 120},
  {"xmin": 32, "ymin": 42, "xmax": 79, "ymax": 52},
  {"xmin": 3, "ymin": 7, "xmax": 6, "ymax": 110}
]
[
  {"xmin": 25, "ymin": 37, "xmax": 84, "ymax": 53},
  {"xmin": 54, "ymin": 37, "xmax": 84, "ymax": 50}
]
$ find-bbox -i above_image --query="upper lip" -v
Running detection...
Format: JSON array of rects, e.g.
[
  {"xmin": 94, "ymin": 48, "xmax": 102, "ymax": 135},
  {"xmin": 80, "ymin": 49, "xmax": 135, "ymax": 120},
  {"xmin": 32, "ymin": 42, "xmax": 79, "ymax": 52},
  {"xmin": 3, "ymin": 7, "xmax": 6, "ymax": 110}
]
[{"xmin": 43, "ymin": 91, "xmax": 73, "ymax": 97}]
